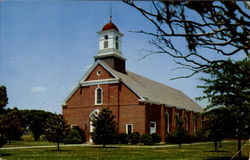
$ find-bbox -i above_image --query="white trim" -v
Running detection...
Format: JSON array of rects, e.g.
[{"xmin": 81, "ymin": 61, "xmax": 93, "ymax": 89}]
[
  {"xmin": 138, "ymin": 98, "xmax": 161, "ymax": 105},
  {"xmin": 97, "ymin": 29, "xmax": 124, "ymax": 37},
  {"xmin": 95, "ymin": 87, "xmax": 103, "ymax": 105},
  {"xmin": 80, "ymin": 79, "xmax": 119, "ymax": 87},
  {"xmin": 78, "ymin": 60, "xmax": 119, "ymax": 83},
  {"xmin": 126, "ymin": 124, "xmax": 133, "ymax": 134},
  {"xmin": 61, "ymin": 84, "xmax": 80, "ymax": 106},
  {"xmin": 150, "ymin": 121, "xmax": 156, "ymax": 134}
]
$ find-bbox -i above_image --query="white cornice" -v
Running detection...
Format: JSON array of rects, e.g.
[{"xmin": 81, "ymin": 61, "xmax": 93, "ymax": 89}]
[{"xmin": 80, "ymin": 79, "xmax": 120, "ymax": 86}]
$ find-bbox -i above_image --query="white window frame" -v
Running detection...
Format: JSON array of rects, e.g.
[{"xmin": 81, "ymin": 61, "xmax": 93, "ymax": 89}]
[
  {"xmin": 95, "ymin": 87, "xmax": 103, "ymax": 105},
  {"xmin": 126, "ymin": 124, "xmax": 133, "ymax": 134},
  {"xmin": 150, "ymin": 121, "xmax": 156, "ymax": 134}
]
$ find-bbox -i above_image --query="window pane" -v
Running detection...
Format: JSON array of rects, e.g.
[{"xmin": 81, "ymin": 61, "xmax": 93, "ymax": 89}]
[
  {"xmin": 127, "ymin": 125, "xmax": 132, "ymax": 134},
  {"xmin": 96, "ymin": 88, "xmax": 102, "ymax": 104},
  {"xmin": 116, "ymin": 42, "xmax": 119, "ymax": 49},
  {"xmin": 150, "ymin": 122, "xmax": 155, "ymax": 127},
  {"xmin": 104, "ymin": 41, "xmax": 108, "ymax": 48}
]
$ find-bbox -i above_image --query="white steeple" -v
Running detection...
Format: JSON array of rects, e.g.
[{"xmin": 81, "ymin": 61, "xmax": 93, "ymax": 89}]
[{"xmin": 96, "ymin": 21, "xmax": 124, "ymax": 59}]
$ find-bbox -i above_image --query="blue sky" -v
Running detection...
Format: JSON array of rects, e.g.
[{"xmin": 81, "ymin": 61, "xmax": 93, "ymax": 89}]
[{"xmin": 1, "ymin": 1, "xmax": 243, "ymax": 114}]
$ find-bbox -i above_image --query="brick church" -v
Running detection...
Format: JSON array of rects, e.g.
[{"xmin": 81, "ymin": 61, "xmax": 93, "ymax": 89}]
[{"xmin": 62, "ymin": 20, "xmax": 203, "ymax": 142}]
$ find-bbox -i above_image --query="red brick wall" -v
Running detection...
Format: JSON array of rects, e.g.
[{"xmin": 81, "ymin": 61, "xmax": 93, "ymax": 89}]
[
  {"xmin": 63, "ymin": 63, "xmax": 203, "ymax": 143},
  {"xmin": 85, "ymin": 64, "xmax": 114, "ymax": 81}
]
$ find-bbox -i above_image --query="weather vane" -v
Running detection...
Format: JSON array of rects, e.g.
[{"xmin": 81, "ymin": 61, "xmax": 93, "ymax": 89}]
[{"xmin": 110, "ymin": 4, "xmax": 112, "ymax": 22}]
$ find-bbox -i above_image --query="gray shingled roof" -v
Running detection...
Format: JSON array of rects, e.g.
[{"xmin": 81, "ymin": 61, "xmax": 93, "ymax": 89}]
[{"xmin": 102, "ymin": 61, "xmax": 203, "ymax": 113}]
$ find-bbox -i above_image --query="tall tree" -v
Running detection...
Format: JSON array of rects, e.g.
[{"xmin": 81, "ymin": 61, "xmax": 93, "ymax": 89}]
[
  {"xmin": 197, "ymin": 58, "xmax": 250, "ymax": 157},
  {"xmin": 44, "ymin": 114, "xmax": 68, "ymax": 151},
  {"xmin": 124, "ymin": 1, "xmax": 250, "ymax": 78},
  {"xmin": 0, "ymin": 108, "xmax": 25, "ymax": 143},
  {"xmin": 21, "ymin": 110, "xmax": 54, "ymax": 141},
  {"xmin": 0, "ymin": 85, "xmax": 8, "ymax": 114},
  {"xmin": 91, "ymin": 108, "xmax": 117, "ymax": 148},
  {"xmin": 202, "ymin": 108, "xmax": 230, "ymax": 151}
]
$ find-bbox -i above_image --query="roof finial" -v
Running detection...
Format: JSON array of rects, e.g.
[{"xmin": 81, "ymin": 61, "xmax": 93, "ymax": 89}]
[{"xmin": 109, "ymin": 4, "xmax": 112, "ymax": 22}]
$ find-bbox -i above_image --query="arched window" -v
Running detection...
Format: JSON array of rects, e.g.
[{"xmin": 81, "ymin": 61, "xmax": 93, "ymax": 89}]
[
  {"xmin": 176, "ymin": 112, "xmax": 180, "ymax": 121},
  {"xmin": 104, "ymin": 35, "xmax": 108, "ymax": 48},
  {"xmin": 115, "ymin": 36, "xmax": 119, "ymax": 49},
  {"xmin": 185, "ymin": 114, "xmax": 189, "ymax": 131},
  {"xmin": 95, "ymin": 87, "xmax": 103, "ymax": 105},
  {"xmin": 165, "ymin": 112, "xmax": 170, "ymax": 133},
  {"xmin": 193, "ymin": 117, "xmax": 196, "ymax": 132}
]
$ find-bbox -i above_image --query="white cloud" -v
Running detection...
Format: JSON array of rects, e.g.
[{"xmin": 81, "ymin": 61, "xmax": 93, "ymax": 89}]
[{"xmin": 30, "ymin": 86, "xmax": 46, "ymax": 93}]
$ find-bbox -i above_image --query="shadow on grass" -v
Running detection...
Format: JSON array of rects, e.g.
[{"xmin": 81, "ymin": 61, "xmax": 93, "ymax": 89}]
[
  {"xmin": 206, "ymin": 157, "xmax": 248, "ymax": 160},
  {"xmin": 93, "ymin": 146, "xmax": 121, "ymax": 149},
  {"xmin": 0, "ymin": 153, "xmax": 11, "ymax": 157},
  {"xmin": 50, "ymin": 149, "xmax": 72, "ymax": 152},
  {"xmin": 206, "ymin": 151, "xmax": 230, "ymax": 153}
]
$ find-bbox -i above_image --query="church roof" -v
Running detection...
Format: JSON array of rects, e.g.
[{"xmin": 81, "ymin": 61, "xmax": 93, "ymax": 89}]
[
  {"xmin": 63, "ymin": 60, "xmax": 203, "ymax": 113},
  {"xmin": 100, "ymin": 60, "xmax": 203, "ymax": 113},
  {"xmin": 102, "ymin": 21, "xmax": 119, "ymax": 32}
]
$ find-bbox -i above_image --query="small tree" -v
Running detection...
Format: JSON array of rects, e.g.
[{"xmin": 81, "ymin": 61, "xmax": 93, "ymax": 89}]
[
  {"xmin": 91, "ymin": 108, "xmax": 117, "ymax": 148},
  {"xmin": 203, "ymin": 108, "xmax": 229, "ymax": 151},
  {"xmin": 44, "ymin": 114, "xmax": 68, "ymax": 151},
  {"xmin": 0, "ymin": 85, "xmax": 8, "ymax": 114},
  {"xmin": 173, "ymin": 120, "xmax": 188, "ymax": 149}
]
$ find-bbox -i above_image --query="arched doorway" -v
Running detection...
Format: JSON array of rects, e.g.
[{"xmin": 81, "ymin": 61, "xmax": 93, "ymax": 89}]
[{"xmin": 89, "ymin": 109, "xmax": 100, "ymax": 143}]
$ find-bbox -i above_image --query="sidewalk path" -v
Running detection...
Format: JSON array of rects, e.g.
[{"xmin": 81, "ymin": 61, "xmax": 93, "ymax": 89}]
[{"xmin": 0, "ymin": 141, "xmax": 231, "ymax": 150}]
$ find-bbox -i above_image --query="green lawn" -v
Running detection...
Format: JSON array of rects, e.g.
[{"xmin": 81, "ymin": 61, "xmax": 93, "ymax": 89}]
[
  {"xmin": 0, "ymin": 137, "xmax": 249, "ymax": 160},
  {"xmin": 3, "ymin": 135, "xmax": 55, "ymax": 147}
]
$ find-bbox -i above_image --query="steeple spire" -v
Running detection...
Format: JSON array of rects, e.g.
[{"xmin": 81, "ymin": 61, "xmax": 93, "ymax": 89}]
[{"xmin": 109, "ymin": 4, "xmax": 112, "ymax": 22}]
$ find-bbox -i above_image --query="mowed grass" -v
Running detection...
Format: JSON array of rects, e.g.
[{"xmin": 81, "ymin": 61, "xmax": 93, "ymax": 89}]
[
  {"xmin": 3, "ymin": 135, "xmax": 55, "ymax": 147},
  {"xmin": 0, "ymin": 138, "xmax": 250, "ymax": 160}
]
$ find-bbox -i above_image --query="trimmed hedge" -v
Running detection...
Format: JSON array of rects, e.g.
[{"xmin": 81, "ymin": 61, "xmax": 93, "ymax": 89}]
[
  {"xmin": 117, "ymin": 133, "xmax": 129, "ymax": 144},
  {"xmin": 128, "ymin": 132, "xmax": 141, "ymax": 144}
]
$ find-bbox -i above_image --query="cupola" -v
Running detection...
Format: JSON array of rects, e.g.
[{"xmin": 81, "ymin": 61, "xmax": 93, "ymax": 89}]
[{"xmin": 95, "ymin": 20, "xmax": 126, "ymax": 73}]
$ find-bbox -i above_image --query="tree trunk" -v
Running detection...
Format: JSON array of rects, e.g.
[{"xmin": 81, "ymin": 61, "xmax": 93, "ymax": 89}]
[
  {"xmin": 219, "ymin": 140, "xmax": 222, "ymax": 148},
  {"xmin": 237, "ymin": 136, "xmax": 242, "ymax": 158},
  {"xmin": 214, "ymin": 141, "xmax": 217, "ymax": 152},
  {"xmin": 57, "ymin": 142, "xmax": 60, "ymax": 151},
  {"xmin": 103, "ymin": 143, "xmax": 106, "ymax": 148},
  {"xmin": 179, "ymin": 143, "xmax": 181, "ymax": 149}
]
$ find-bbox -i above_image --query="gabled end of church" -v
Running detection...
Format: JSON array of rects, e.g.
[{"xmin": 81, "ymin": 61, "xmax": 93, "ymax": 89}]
[{"xmin": 62, "ymin": 20, "xmax": 203, "ymax": 143}]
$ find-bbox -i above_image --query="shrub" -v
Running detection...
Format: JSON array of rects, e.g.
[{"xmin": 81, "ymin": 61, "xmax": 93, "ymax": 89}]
[
  {"xmin": 71, "ymin": 126, "xmax": 86, "ymax": 143},
  {"xmin": 195, "ymin": 128, "xmax": 209, "ymax": 142},
  {"xmin": 165, "ymin": 133, "xmax": 175, "ymax": 144},
  {"xmin": 64, "ymin": 126, "xmax": 86, "ymax": 144},
  {"xmin": 117, "ymin": 133, "xmax": 129, "ymax": 144},
  {"xmin": 140, "ymin": 134, "xmax": 153, "ymax": 145},
  {"xmin": 151, "ymin": 133, "xmax": 161, "ymax": 144},
  {"xmin": 128, "ymin": 132, "xmax": 141, "ymax": 144},
  {"xmin": 64, "ymin": 129, "xmax": 82, "ymax": 144}
]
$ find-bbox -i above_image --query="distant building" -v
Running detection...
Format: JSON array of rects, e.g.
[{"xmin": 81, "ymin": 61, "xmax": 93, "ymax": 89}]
[{"xmin": 62, "ymin": 20, "xmax": 203, "ymax": 142}]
